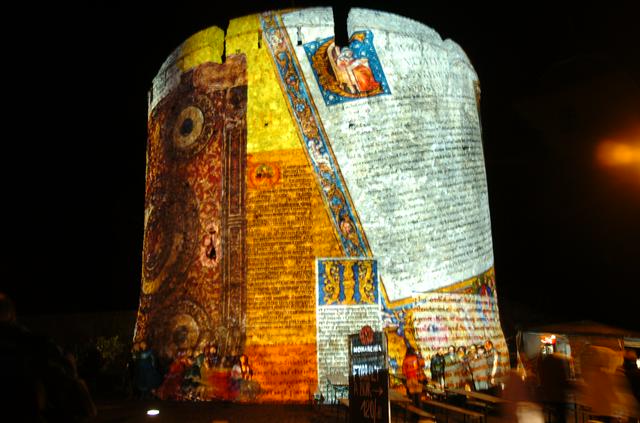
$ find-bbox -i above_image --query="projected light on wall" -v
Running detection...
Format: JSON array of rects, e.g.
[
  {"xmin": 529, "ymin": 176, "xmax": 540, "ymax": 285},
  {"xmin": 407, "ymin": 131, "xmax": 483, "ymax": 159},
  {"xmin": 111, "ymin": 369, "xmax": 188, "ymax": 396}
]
[{"xmin": 134, "ymin": 7, "xmax": 509, "ymax": 403}]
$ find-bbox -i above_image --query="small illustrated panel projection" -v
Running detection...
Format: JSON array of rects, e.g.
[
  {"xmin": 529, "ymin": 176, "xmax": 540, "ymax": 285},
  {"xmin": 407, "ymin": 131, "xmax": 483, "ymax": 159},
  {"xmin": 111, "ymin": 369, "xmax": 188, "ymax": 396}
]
[
  {"xmin": 304, "ymin": 30, "xmax": 391, "ymax": 105},
  {"xmin": 316, "ymin": 259, "xmax": 380, "ymax": 388}
]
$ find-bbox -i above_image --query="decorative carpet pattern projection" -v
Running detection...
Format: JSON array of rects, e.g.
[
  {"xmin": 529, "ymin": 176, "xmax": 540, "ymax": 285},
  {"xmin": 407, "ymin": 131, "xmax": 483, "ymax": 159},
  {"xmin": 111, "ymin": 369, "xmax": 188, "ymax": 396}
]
[
  {"xmin": 136, "ymin": 7, "xmax": 509, "ymax": 403},
  {"xmin": 136, "ymin": 53, "xmax": 249, "ymax": 401}
]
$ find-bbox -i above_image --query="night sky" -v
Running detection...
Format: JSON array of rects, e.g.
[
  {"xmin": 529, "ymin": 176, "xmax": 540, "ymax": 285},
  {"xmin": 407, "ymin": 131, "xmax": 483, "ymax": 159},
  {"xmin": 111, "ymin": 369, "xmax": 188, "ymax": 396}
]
[{"xmin": 8, "ymin": 2, "xmax": 639, "ymax": 332}]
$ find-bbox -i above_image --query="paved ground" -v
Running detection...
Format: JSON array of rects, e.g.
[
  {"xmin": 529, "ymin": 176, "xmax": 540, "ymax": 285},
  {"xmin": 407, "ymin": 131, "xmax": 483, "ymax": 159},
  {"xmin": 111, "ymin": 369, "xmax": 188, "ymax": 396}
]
[
  {"xmin": 92, "ymin": 398, "xmax": 445, "ymax": 423},
  {"xmin": 93, "ymin": 399, "xmax": 338, "ymax": 423},
  {"xmin": 92, "ymin": 398, "xmax": 537, "ymax": 423},
  {"xmin": 94, "ymin": 398, "xmax": 599, "ymax": 423}
]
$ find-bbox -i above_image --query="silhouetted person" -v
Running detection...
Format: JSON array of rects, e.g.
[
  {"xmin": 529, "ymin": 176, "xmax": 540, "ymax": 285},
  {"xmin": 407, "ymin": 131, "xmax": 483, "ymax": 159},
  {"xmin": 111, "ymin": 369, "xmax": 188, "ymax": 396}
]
[
  {"xmin": 133, "ymin": 341, "xmax": 162, "ymax": 399},
  {"xmin": 580, "ymin": 345, "xmax": 640, "ymax": 421},
  {"xmin": 499, "ymin": 370, "xmax": 544, "ymax": 422},
  {"xmin": 623, "ymin": 349, "xmax": 640, "ymax": 404},
  {"xmin": 538, "ymin": 353, "xmax": 571, "ymax": 423},
  {"xmin": 80, "ymin": 343, "xmax": 102, "ymax": 394},
  {"xmin": 1, "ymin": 292, "xmax": 44, "ymax": 422},
  {"xmin": 0, "ymin": 292, "xmax": 96, "ymax": 422},
  {"xmin": 430, "ymin": 347, "xmax": 445, "ymax": 389}
]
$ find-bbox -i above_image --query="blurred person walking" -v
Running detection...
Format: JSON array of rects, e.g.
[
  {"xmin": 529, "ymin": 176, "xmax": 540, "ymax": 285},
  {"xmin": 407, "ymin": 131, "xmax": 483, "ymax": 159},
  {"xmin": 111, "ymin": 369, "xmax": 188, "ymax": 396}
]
[{"xmin": 538, "ymin": 352, "xmax": 572, "ymax": 423}]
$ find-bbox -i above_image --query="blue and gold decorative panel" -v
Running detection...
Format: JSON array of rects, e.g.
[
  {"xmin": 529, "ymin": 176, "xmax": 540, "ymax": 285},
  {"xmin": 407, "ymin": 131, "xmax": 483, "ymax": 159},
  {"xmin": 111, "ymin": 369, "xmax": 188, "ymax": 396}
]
[
  {"xmin": 304, "ymin": 31, "xmax": 391, "ymax": 105},
  {"xmin": 317, "ymin": 258, "xmax": 378, "ymax": 305}
]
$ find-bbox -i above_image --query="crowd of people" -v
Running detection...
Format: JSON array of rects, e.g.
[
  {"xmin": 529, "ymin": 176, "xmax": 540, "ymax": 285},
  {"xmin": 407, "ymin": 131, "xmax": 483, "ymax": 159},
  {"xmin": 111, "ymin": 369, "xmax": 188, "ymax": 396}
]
[
  {"xmin": 401, "ymin": 340, "xmax": 502, "ymax": 408},
  {"xmin": 1, "ymin": 290, "xmax": 261, "ymax": 421},
  {"xmin": 5, "ymin": 286, "xmax": 639, "ymax": 423},
  {"xmin": 501, "ymin": 347, "xmax": 640, "ymax": 423},
  {"xmin": 427, "ymin": 339, "xmax": 501, "ymax": 392},
  {"xmin": 401, "ymin": 338, "xmax": 640, "ymax": 422},
  {"xmin": 129, "ymin": 342, "xmax": 257, "ymax": 402}
]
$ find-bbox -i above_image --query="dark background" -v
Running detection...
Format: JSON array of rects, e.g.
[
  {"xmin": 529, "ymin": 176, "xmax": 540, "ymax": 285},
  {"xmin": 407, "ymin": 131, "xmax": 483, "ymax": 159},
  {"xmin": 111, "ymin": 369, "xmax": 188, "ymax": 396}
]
[{"xmin": 7, "ymin": 2, "xmax": 639, "ymax": 333}]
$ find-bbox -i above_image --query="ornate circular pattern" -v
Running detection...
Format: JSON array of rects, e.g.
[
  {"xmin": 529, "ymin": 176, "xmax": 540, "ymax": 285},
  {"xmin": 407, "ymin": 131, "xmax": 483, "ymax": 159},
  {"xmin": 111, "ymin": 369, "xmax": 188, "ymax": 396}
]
[
  {"xmin": 169, "ymin": 313, "xmax": 200, "ymax": 350},
  {"xmin": 163, "ymin": 94, "xmax": 217, "ymax": 160},
  {"xmin": 142, "ymin": 204, "xmax": 171, "ymax": 283},
  {"xmin": 142, "ymin": 182, "xmax": 200, "ymax": 294},
  {"xmin": 148, "ymin": 298, "xmax": 214, "ymax": 360},
  {"xmin": 248, "ymin": 161, "xmax": 281, "ymax": 190},
  {"xmin": 172, "ymin": 106, "xmax": 204, "ymax": 150}
]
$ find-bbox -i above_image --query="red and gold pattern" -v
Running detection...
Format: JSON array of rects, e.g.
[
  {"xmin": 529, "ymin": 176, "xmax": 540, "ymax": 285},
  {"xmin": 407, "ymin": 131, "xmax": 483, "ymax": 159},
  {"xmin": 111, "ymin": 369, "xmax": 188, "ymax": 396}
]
[{"xmin": 136, "ymin": 56, "xmax": 248, "ymax": 369}]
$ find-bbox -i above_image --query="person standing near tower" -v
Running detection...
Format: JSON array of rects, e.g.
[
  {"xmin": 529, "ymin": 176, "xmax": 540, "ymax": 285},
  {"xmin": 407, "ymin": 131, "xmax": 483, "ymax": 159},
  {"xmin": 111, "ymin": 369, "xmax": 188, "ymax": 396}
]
[{"xmin": 403, "ymin": 347, "xmax": 423, "ymax": 406}]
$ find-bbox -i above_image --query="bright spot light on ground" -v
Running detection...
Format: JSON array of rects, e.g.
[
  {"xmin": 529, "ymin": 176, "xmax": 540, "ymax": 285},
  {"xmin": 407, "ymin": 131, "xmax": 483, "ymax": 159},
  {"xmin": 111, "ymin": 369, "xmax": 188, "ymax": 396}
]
[{"xmin": 147, "ymin": 409, "xmax": 160, "ymax": 416}]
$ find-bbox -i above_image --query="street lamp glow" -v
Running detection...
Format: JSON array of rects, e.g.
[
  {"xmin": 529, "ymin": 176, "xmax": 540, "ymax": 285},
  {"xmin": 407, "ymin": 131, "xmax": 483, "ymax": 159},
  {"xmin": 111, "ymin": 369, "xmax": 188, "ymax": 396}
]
[{"xmin": 596, "ymin": 140, "xmax": 640, "ymax": 167}]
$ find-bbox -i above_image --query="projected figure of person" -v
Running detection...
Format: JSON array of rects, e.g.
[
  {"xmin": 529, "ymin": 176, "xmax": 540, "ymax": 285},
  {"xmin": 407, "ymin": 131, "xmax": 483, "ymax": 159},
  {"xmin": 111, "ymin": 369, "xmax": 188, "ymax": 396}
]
[
  {"xmin": 338, "ymin": 214, "xmax": 361, "ymax": 251},
  {"xmin": 200, "ymin": 225, "xmax": 218, "ymax": 268},
  {"xmin": 230, "ymin": 356, "xmax": 243, "ymax": 398},
  {"xmin": 329, "ymin": 44, "xmax": 380, "ymax": 94},
  {"xmin": 239, "ymin": 354, "xmax": 253, "ymax": 380},
  {"xmin": 205, "ymin": 232, "xmax": 216, "ymax": 260},
  {"xmin": 156, "ymin": 349, "xmax": 190, "ymax": 400}
]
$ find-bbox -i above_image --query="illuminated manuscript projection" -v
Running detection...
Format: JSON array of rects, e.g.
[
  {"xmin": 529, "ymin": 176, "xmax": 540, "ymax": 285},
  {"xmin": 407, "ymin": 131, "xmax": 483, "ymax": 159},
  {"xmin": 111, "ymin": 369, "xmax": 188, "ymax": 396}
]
[{"xmin": 135, "ymin": 7, "xmax": 508, "ymax": 403}]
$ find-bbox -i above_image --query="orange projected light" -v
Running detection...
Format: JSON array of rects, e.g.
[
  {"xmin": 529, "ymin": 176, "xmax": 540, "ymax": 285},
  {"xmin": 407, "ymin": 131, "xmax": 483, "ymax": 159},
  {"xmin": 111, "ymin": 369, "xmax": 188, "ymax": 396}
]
[{"xmin": 596, "ymin": 139, "xmax": 640, "ymax": 168}]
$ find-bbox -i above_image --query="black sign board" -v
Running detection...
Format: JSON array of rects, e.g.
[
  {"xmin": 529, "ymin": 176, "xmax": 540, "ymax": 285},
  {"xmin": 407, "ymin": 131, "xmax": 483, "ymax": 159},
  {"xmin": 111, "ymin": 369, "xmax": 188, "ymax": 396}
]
[
  {"xmin": 348, "ymin": 330, "xmax": 389, "ymax": 423},
  {"xmin": 348, "ymin": 369, "xmax": 390, "ymax": 423},
  {"xmin": 349, "ymin": 330, "xmax": 387, "ymax": 376}
]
